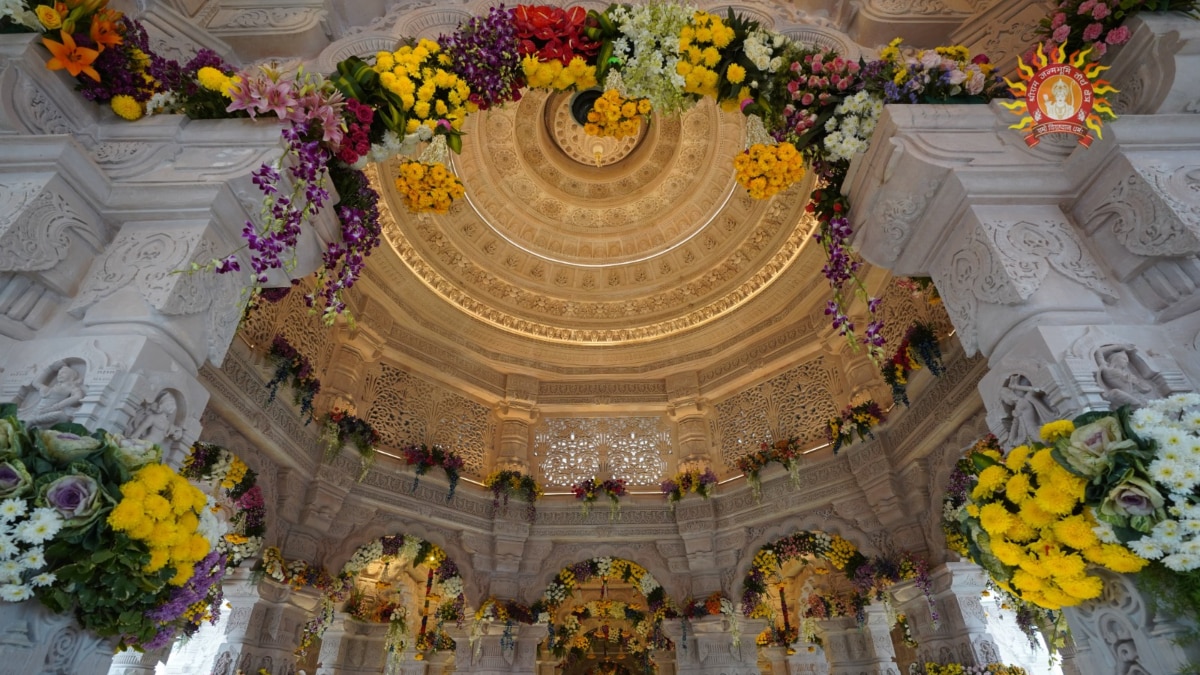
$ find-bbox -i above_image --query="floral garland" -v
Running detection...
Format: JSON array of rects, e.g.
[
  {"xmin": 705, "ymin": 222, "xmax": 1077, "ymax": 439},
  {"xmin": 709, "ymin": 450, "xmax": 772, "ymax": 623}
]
[
  {"xmin": 922, "ymin": 665, "xmax": 1028, "ymax": 675},
  {"xmin": 585, "ymin": 88, "xmax": 651, "ymax": 139},
  {"xmin": 400, "ymin": 444, "xmax": 465, "ymax": 499},
  {"xmin": 180, "ymin": 442, "xmax": 266, "ymax": 570},
  {"xmin": 733, "ymin": 142, "xmax": 806, "ymax": 200},
  {"xmin": 483, "ymin": 470, "xmax": 542, "ymax": 522},
  {"xmin": 1035, "ymin": 0, "xmax": 1198, "ymax": 60},
  {"xmin": 536, "ymin": 557, "xmax": 668, "ymax": 615},
  {"xmin": 551, "ymin": 599, "xmax": 665, "ymax": 662},
  {"xmin": 571, "ymin": 477, "xmax": 628, "ymax": 519},
  {"xmin": 320, "ymin": 408, "xmax": 379, "ymax": 480},
  {"xmin": 826, "ymin": 400, "xmax": 886, "ymax": 454},
  {"xmin": 0, "ymin": 404, "xmax": 230, "ymax": 650},
  {"xmin": 264, "ymin": 335, "xmax": 320, "ymax": 422},
  {"xmin": 471, "ymin": 597, "xmax": 534, "ymax": 658},
  {"xmin": 253, "ymin": 546, "xmax": 352, "ymax": 657},
  {"xmin": 660, "ymin": 467, "xmax": 718, "ymax": 504},
  {"xmin": 679, "ymin": 592, "xmax": 741, "ymax": 649},
  {"xmin": 882, "ymin": 322, "xmax": 945, "ymax": 407},
  {"xmin": 736, "ymin": 437, "xmax": 804, "ymax": 501}
]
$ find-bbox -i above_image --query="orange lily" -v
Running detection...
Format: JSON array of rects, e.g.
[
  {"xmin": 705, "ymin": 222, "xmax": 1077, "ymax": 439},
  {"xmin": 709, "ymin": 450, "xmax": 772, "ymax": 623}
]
[
  {"xmin": 42, "ymin": 30, "xmax": 101, "ymax": 82},
  {"xmin": 89, "ymin": 15, "xmax": 123, "ymax": 49}
]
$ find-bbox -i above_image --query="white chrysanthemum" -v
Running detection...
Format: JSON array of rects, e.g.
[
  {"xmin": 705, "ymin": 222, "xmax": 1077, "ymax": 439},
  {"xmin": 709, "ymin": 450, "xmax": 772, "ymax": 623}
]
[
  {"xmin": 1092, "ymin": 519, "xmax": 1119, "ymax": 544},
  {"xmin": 0, "ymin": 559, "xmax": 21, "ymax": 578},
  {"xmin": 197, "ymin": 497, "xmax": 228, "ymax": 548},
  {"xmin": 1128, "ymin": 537, "xmax": 1165, "ymax": 559},
  {"xmin": 595, "ymin": 556, "xmax": 613, "ymax": 578},
  {"xmin": 439, "ymin": 576, "xmax": 463, "ymax": 598},
  {"xmin": 0, "ymin": 499, "xmax": 26, "ymax": 523},
  {"xmin": 18, "ymin": 548, "xmax": 45, "ymax": 569},
  {"xmin": 0, "ymin": 536, "xmax": 17, "ymax": 560},
  {"xmin": 1162, "ymin": 552, "xmax": 1199, "ymax": 572},
  {"xmin": 1153, "ymin": 519, "xmax": 1183, "ymax": 542},
  {"xmin": 0, "ymin": 583, "xmax": 32, "ymax": 602},
  {"xmin": 30, "ymin": 572, "xmax": 55, "ymax": 588},
  {"xmin": 16, "ymin": 518, "xmax": 58, "ymax": 546},
  {"xmin": 638, "ymin": 573, "xmax": 660, "ymax": 596}
]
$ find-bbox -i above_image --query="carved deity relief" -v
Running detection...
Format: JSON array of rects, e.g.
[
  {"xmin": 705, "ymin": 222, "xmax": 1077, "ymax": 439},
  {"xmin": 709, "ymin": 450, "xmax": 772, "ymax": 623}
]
[
  {"xmin": 1094, "ymin": 344, "xmax": 1169, "ymax": 408},
  {"xmin": 126, "ymin": 390, "xmax": 183, "ymax": 445},
  {"xmin": 997, "ymin": 373, "xmax": 1057, "ymax": 447},
  {"xmin": 17, "ymin": 360, "xmax": 86, "ymax": 426}
]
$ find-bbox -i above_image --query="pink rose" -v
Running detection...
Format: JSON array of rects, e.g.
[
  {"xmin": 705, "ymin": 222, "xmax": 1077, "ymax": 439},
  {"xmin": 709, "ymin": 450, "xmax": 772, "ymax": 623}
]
[
  {"xmin": 1092, "ymin": 2, "xmax": 1110, "ymax": 19},
  {"xmin": 1053, "ymin": 24, "xmax": 1071, "ymax": 43},
  {"xmin": 1083, "ymin": 22, "xmax": 1103, "ymax": 42},
  {"xmin": 1078, "ymin": 0, "xmax": 1096, "ymax": 14},
  {"xmin": 1093, "ymin": 42, "xmax": 1108, "ymax": 56},
  {"xmin": 1106, "ymin": 25, "xmax": 1131, "ymax": 44},
  {"xmin": 1051, "ymin": 12, "xmax": 1067, "ymax": 29}
]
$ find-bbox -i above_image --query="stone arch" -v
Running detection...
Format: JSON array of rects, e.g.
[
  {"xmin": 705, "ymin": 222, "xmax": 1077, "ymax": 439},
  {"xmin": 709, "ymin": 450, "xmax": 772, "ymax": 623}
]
[
  {"xmin": 328, "ymin": 522, "xmax": 479, "ymax": 606},
  {"xmin": 532, "ymin": 543, "xmax": 681, "ymax": 605},
  {"xmin": 737, "ymin": 528, "xmax": 873, "ymax": 618},
  {"xmin": 922, "ymin": 411, "xmax": 989, "ymax": 565},
  {"xmin": 733, "ymin": 514, "xmax": 880, "ymax": 598}
]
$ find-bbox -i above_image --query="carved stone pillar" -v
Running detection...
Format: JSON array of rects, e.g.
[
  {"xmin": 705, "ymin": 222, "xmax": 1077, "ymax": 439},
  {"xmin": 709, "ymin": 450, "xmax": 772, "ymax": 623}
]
[
  {"xmin": 314, "ymin": 614, "xmax": 390, "ymax": 675},
  {"xmin": 816, "ymin": 603, "xmax": 899, "ymax": 675},
  {"xmin": 1061, "ymin": 568, "xmax": 1200, "ymax": 675},
  {"xmin": 210, "ymin": 575, "xmax": 321, "ymax": 675},
  {"xmin": 494, "ymin": 374, "xmax": 539, "ymax": 473},
  {"xmin": 891, "ymin": 563, "xmax": 997, "ymax": 669},
  {"xmin": 846, "ymin": 14, "xmax": 1200, "ymax": 675},
  {"xmin": 666, "ymin": 371, "xmax": 714, "ymax": 471},
  {"xmin": 665, "ymin": 617, "xmax": 763, "ymax": 675},
  {"xmin": 0, "ymin": 599, "xmax": 117, "ymax": 675},
  {"xmin": 674, "ymin": 499, "xmax": 721, "ymax": 596},
  {"xmin": 786, "ymin": 643, "xmax": 831, "ymax": 675},
  {"xmin": 453, "ymin": 623, "xmax": 537, "ymax": 675},
  {"xmin": 760, "ymin": 645, "xmax": 789, "ymax": 675},
  {"xmin": 108, "ymin": 646, "xmax": 172, "ymax": 675},
  {"xmin": 486, "ymin": 512, "xmax": 532, "ymax": 598}
]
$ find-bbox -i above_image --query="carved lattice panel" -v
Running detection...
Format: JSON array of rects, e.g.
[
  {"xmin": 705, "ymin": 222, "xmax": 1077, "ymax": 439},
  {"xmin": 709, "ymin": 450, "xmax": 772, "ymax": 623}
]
[
  {"xmin": 878, "ymin": 278, "xmax": 956, "ymax": 348},
  {"xmin": 276, "ymin": 286, "xmax": 334, "ymax": 372},
  {"xmin": 361, "ymin": 363, "xmax": 490, "ymax": 476},
  {"xmin": 715, "ymin": 357, "xmax": 840, "ymax": 468},
  {"xmin": 236, "ymin": 295, "xmax": 283, "ymax": 350},
  {"xmin": 534, "ymin": 417, "xmax": 670, "ymax": 487}
]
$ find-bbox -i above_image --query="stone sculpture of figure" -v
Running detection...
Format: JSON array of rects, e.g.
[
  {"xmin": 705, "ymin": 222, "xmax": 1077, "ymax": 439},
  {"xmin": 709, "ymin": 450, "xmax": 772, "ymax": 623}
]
[
  {"xmin": 22, "ymin": 364, "xmax": 85, "ymax": 425},
  {"xmin": 998, "ymin": 374, "xmax": 1057, "ymax": 446},
  {"xmin": 129, "ymin": 392, "xmax": 178, "ymax": 443},
  {"xmin": 1096, "ymin": 345, "xmax": 1162, "ymax": 408},
  {"xmin": 213, "ymin": 651, "xmax": 232, "ymax": 675}
]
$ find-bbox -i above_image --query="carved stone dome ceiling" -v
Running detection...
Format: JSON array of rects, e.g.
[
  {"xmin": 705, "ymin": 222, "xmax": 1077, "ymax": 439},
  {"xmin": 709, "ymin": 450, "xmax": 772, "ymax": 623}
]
[{"xmin": 366, "ymin": 90, "xmax": 828, "ymax": 378}]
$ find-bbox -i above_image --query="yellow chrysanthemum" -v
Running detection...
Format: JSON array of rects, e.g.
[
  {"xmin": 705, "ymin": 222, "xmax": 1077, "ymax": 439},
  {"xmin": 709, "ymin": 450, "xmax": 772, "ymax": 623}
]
[
  {"xmin": 1034, "ymin": 484, "xmax": 1079, "ymax": 516},
  {"xmin": 1028, "ymin": 448, "xmax": 1059, "ymax": 476},
  {"xmin": 108, "ymin": 498, "xmax": 146, "ymax": 531},
  {"xmin": 972, "ymin": 464, "xmax": 1011, "ymax": 500},
  {"xmin": 1040, "ymin": 420, "xmax": 1075, "ymax": 443},
  {"xmin": 989, "ymin": 538, "xmax": 1025, "ymax": 566},
  {"xmin": 1018, "ymin": 499, "xmax": 1056, "ymax": 529},
  {"xmin": 1005, "ymin": 445, "xmax": 1032, "ymax": 471},
  {"xmin": 110, "ymin": 94, "xmax": 143, "ymax": 121},
  {"xmin": 1005, "ymin": 518, "xmax": 1039, "ymax": 543},
  {"xmin": 979, "ymin": 502, "xmax": 1015, "ymax": 536},
  {"xmin": 1051, "ymin": 514, "xmax": 1099, "ymax": 550},
  {"xmin": 1056, "ymin": 574, "xmax": 1103, "ymax": 600},
  {"xmin": 1004, "ymin": 471, "xmax": 1034, "ymax": 504},
  {"xmin": 726, "ymin": 63, "xmax": 746, "ymax": 85}
]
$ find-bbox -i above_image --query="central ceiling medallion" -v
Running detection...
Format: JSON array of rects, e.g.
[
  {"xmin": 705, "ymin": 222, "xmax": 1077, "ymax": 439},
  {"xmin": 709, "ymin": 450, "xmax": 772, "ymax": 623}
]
[{"xmin": 555, "ymin": 89, "xmax": 643, "ymax": 167}]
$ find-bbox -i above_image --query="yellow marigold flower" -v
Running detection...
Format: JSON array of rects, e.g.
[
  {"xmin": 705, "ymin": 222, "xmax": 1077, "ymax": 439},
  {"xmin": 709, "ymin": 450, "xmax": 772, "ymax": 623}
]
[
  {"xmin": 1011, "ymin": 569, "xmax": 1044, "ymax": 593},
  {"xmin": 973, "ymin": 464, "xmax": 1011, "ymax": 498},
  {"xmin": 1045, "ymin": 552, "xmax": 1086, "ymax": 579},
  {"xmin": 1018, "ymin": 554, "xmax": 1051, "ymax": 579},
  {"xmin": 143, "ymin": 493, "xmax": 172, "ymax": 520},
  {"xmin": 1040, "ymin": 420, "xmax": 1075, "ymax": 443},
  {"xmin": 189, "ymin": 533, "xmax": 212, "ymax": 560},
  {"xmin": 1047, "ymin": 466, "xmax": 1087, "ymax": 499},
  {"xmin": 130, "ymin": 519, "xmax": 155, "ymax": 541},
  {"xmin": 196, "ymin": 66, "xmax": 229, "ymax": 93},
  {"xmin": 1039, "ymin": 585, "xmax": 1080, "ymax": 608},
  {"xmin": 966, "ymin": 503, "xmax": 980, "ymax": 518},
  {"xmin": 1084, "ymin": 543, "xmax": 1148, "ymax": 573},
  {"xmin": 1005, "ymin": 445, "xmax": 1032, "ymax": 471},
  {"xmin": 701, "ymin": 46, "xmax": 720, "ymax": 67},
  {"xmin": 138, "ymin": 464, "xmax": 172, "ymax": 493},
  {"xmin": 150, "ymin": 521, "xmax": 181, "ymax": 547}
]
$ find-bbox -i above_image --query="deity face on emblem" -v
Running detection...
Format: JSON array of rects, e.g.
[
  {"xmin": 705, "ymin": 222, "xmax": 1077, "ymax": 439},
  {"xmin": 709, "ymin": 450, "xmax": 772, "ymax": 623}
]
[{"xmin": 1039, "ymin": 75, "xmax": 1080, "ymax": 121}]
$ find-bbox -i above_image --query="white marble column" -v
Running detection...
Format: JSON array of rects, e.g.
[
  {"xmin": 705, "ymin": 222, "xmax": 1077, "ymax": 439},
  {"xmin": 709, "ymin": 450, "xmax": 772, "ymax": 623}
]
[
  {"xmin": 816, "ymin": 605, "xmax": 900, "ymax": 675},
  {"xmin": 665, "ymin": 617, "xmax": 763, "ymax": 675},
  {"xmin": 845, "ymin": 13, "xmax": 1200, "ymax": 675},
  {"xmin": 315, "ymin": 614, "xmax": 390, "ymax": 675},
  {"xmin": 209, "ymin": 576, "xmax": 322, "ymax": 675},
  {"xmin": 786, "ymin": 643, "xmax": 831, "ymax": 675},
  {"xmin": 891, "ymin": 563, "xmax": 998, "ymax": 669}
]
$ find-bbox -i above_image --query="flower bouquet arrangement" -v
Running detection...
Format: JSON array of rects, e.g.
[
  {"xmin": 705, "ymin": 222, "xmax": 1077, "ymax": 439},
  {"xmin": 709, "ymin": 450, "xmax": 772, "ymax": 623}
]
[
  {"xmin": 737, "ymin": 437, "xmax": 805, "ymax": 500},
  {"xmin": 0, "ymin": 404, "xmax": 229, "ymax": 651},
  {"xmin": 514, "ymin": 5, "xmax": 601, "ymax": 67},
  {"xmin": 584, "ymin": 88, "xmax": 651, "ymax": 139},
  {"xmin": 733, "ymin": 142, "xmax": 806, "ymax": 200},
  {"xmin": 264, "ymin": 335, "xmax": 321, "ymax": 422},
  {"xmin": 826, "ymin": 400, "xmax": 886, "ymax": 454},
  {"xmin": 484, "ymin": 469, "xmax": 542, "ymax": 522},
  {"xmin": 394, "ymin": 157, "xmax": 466, "ymax": 214},
  {"xmin": 1035, "ymin": 0, "xmax": 1199, "ymax": 60},
  {"xmin": 660, "ymin": 467, "xmax": 718, "ymax": 504},
  {"xmin": 870, "ymin": 40, "xmax": 1004, "ymax": 104},
  {"xmin": 472, "ymin": 597, "xmax": 535, "ymax": 657},
  {"xmin": 180, "ymin": 442, "xmax": 266, "ymax": 570},
  {"xmin": 440, "ymin": 6, "xmax": 524, "ymax": 111},
  {"xmin": 882, "ymin": 322, "xmax": 945, "ymax": 406},
  {"xmin": 320, "ymin": 407, "xmax": 379, "ymax": 479},
  {"xmin": 400, "ymin": 444, "xmax": 465, "ymax": 499},
  {"xmin": 942, "ymin": 427, "xmax": 1149, "ymax": 610},
  {"xmin": 754, "ymin": 624, "xmax": 798, "ymax": 647},
  {"xmin": 680, "ymin": 592, "xmax": 741, "ymax": 647},
  {"xmin": 571, "ymin": 477, "xmax": 627, "ymax": 519},
  {"xmin": 536, "ymin": 557, "xmax": 669, "ymax": 615}
]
